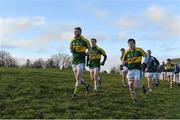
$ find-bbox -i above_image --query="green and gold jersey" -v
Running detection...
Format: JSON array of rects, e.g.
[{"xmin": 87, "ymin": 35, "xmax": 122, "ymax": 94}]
[
  {"xmin": 87, "ymin": 46, "xmax": 106, "ymax": 68},
  {"xmin": 70, "ymin": 36, "xmax": 90, "ymax": 65},
  {"xmin": 165, "ymin": 62, "xmax": 174, "ymax": 72},
  {"xmin": 122, "ymin": 47, "xmax": 146, "ymax": 70}
]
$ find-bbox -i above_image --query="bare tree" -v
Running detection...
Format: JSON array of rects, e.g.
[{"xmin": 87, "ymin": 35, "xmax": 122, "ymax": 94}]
[
  {"xmin": 0, "ymin": 50, "xmax": 17, "ymax": 67},
  {"xmin": 110, "ymin": 66, "xmax": 119, "ymax": 74},
  {"xmin": 32, "ymin": 58, "xmax": 45, "ymax": 68},
  {"xmin": 50, "ymin": 53, "xmax": 72, "ymax": 69},
  {"xmin": 45, "ymin": 58, "xmax": 55, "ymax": 68}
]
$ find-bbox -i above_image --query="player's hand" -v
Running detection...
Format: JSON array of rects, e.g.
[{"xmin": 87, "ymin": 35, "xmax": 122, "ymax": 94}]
[
  {"xmin": 141, "ymin": 63, "xmax": 147, "ymax": 70},
  {"xmin": 120, "ymin": 65, "xmax": 123, "ymax": 70},
  {"xmin": 101, "ymin": 62, "xmax": 105, "ymax": 66},
  {"xmin": 71, "ymin": 48, "xmax": 75, "ymax": 53}
]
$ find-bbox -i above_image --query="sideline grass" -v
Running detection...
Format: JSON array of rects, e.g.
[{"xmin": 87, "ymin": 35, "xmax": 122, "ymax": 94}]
[{"xmin": 0, "ymin": 67, "xmax": 180, "ymax": 119}]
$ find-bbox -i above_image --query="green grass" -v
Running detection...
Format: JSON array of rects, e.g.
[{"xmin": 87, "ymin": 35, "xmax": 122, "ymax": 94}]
[
  {"xmin": 172, "ymin": 58, "xmax": 180, "ymax": 63},
  {"xmin": 0, "ymin": 67, "xmax": 180, "ymax": 119}
]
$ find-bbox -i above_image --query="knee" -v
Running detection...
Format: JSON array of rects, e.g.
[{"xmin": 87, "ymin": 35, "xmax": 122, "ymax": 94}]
[{"xmin": 75, "ymin": 80, "xmax": 81, "ymax": 87}]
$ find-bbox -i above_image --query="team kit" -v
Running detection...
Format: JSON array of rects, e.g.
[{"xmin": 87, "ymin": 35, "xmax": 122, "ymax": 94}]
[{"xmin": 70, "ymin": 27, "xmax": 180, "ymax": 104}]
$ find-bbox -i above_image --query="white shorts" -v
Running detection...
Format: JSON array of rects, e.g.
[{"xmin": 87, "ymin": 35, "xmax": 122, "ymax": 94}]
[
  {"xmin": 175, "ymin": 73, "xmax": 179, "ymax": 76},
  {"xmin": 72, "ymin": 63, "xmax": 85, "ymax": 72},
  {"xmin": 157, "ymin": 73, "xmax": 160, "ymax": 77},
  {"xmin": 167, "ymin": 72, "xmax": 173, "ymax": 76},
  {"xmin": 120, "ymin": 66, "xmax": 128, "ymax": 75},
  {"xmin": 161, "ymin": 72, "xmax": 166, "ymax": 75},
  {"xmin": 127, "ymin": 69, "xmax": 141, "ymax": 81},
  {"xmin": 146, "ymin": 72, "xmax": 157, "ymax": 80},
  {"xmin": 89, "ymin": 67, "xmax": 100, "ymax": 73}
]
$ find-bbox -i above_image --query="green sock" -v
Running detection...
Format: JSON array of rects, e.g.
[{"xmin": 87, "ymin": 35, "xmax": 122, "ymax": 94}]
[{"xmin": 74, "ymin": 87, "xmax": 79, "ymax": 94}]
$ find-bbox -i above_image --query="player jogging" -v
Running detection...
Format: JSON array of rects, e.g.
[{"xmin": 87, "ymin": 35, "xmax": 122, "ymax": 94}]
[
  {"xmin": 70, "ymin": 27, "xmax": 90, "ymax": 98},
  {"xmin": 165, "ymin": 59, "xmax": 174, "ymax": 89},
  {"xmin": 120, "ymin": 38, "xmax": 147, "ymax": 104},
  {"xmin": 119, "ymin": 48, "xmax": 128, "ymax": 87},
  {"xmin": 86, "ymin": 38, "xmax": 107, "ymax": 91},
  {"xmin": 145, "ymin": 50, "xmax": 160, "ymax": 93}
]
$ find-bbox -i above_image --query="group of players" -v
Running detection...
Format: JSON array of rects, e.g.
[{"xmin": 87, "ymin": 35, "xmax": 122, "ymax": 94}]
[{"xmin": 70, "ymin": 27, "xmax": 180, "ymax": 104}]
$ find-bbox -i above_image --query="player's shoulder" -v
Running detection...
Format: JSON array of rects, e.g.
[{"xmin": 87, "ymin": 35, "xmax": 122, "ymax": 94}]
[
  {"xmin": 97, "ymin": 46, "xmax": 106, "ymax": 54},
  {"xmin": 70, "ymin": 38, "xmax": 76, "ymax": 42},
  {"xmin": 135, "ymin": 47, "xmax": 144, "ymax": 52},
  {"xmin": 124, "ymin": 48, "xmax": 130, "ymax": 55},
  {"xmin": 150, "ymin": 56, "xmax": 156, "ymax": 59},
  {"xmin": 80, "ymin": 36, "xmax": 89, "ymax": 43},
  {"xmin": 96, "ymin": 46, "xmax": 103, "ymax": 51}
]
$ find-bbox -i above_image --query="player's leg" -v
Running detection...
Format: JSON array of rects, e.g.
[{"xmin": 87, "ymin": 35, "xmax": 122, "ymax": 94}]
[
  {"xmin": 93, "ymin": 68, "xmax": 99, "ymax": 91},
  {"xmin": 78, "ymin": 64, "xmax": 90, "ymax": 94},
  {"xmin": 162, "ymin": 73, "xmax": 165, "ymax": 80},
  {"xmin": 127, "ymin": 70, "xmax": 137, "ymax": 103},
  {"xmin": 89, "ymin": 68, "xmax": 94, "ymax": 81},
  {"xmin": 147, "ymin": 73, "xmax": 153, "ymax": 92},
  {"xmin": 95, "ymin": 67, "xmax": 101, "ymax": 88},
  {"xmin": 175, "ymin": 73, "xmax": 177, "ymax": 84},
  {"xmin": 119, "ymin": 70, "xmax": 123, "ymax": 86},
  {"xmin": 165, "ymin": 72, "xmax": 167, "ymax": 81},
  {"xmin": 90, "ymin": 69, "xmax": 95, "ymax": 90},
  {"xmin": 122, "ymin": 70, "xmax": 127, "ymax": 87},
  {"xmin": 72, "ymin": 65, "xmax": 81, "ymax": 98},
  {"xmin": 170, "ymin": 73, "xmax": 173, "ymax": 89},
  {"xmin": 129, "ymin": 80, "xmax": 136, "ymax": 103},
  {"xmin": 178, "ymin": 73, "xmax": 180, "ymax": 85},
  {"xmin": 156, "ymin": 73, "xmax": 160, "ymax": 87},
  {"xmin": 175, "ymin": 73, "xmax": 180, "ymax": 85}
]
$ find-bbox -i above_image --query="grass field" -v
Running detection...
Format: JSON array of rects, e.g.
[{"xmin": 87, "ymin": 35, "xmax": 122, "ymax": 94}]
[{"xmin": 0, "ymin": 67, "xmax": 180, "ymax": 119}]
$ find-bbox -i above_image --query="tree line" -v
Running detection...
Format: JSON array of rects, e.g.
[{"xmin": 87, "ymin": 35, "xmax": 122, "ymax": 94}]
[{"xmin": 0, "ymin": 50, "xmax": 72, "ymax": 69}]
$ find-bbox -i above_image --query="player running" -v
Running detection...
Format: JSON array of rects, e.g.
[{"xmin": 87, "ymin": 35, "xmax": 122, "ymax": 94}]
[
  {"xmin": 119, "ymin": 48, "xmax": 128, "ymax": 87},
  {"xmin": 174, "ymin": 64, "xmax": 180, "ymax": 85},
  {"xmin": 165, "ymin": 59, "xmax": 174, "ymax": 89},
  {"xmin": 145, "ymin": 50, "xmax": 160, "ymax": 93},
  {"xmin": 120, "ymin": 38, "xmax": 147, "ymax": 104},
  {"xmin": 160, "ymin": 62, "xmax": 166, "ymax": 80},
  {"xmin": 70, "ymin": 27, "xmax": 90, "ymax": 98},
  {"xmin": 86, "ymin": 38, "xmax": 107, "ymax": 91}
]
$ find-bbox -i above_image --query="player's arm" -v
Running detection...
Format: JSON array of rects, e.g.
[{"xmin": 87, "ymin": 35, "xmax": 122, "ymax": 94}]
[
  {"xmin": 154, "ymin": 57, "xmax": 160, "ymax": 66},
  {"xmin": 138, "ymin": 48, "xmax": 148, "ymax": 69},
  {"xmin": 86, "ymin": 50, "xmax": 89, "ymax": 67},
  {"xmin": 99, "ymin": 48, "xmax": 107, "ymax": 66},
  {"xmin": 120, "ymin": 51, "xmax": 127, "ymax": 70},
  {"xmin": 86, "ymin": 55, "xmax": 89, "ymax": 67},
  {"xmin": 141, "ymin": 49, "xmax": 148, "ymax": 64},
  {"xmin": 70, "ymin": 40, "xmax": 75, "ymax": 53},
  {"xmin": 101, "ymin": 54, "xmax": 107, "ymax": 66},
  {"xmin": 81, "ymin": 36, "xmax": 91, "ymax": 49}
]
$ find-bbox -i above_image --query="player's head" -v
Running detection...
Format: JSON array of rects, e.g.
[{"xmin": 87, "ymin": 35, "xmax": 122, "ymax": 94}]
[
  {"xmin": 74, "ymin": 27, "xmax": 82, "ymax": 38},
  {"xmin": 91, "ymin": 38, "xmax": 97, "ymax": 47},
  {"xmin": 167, "ymin": 58, "xmax": 171, "ymax": 63},
  {"xmin": 162, "ymin": 61, "xmax": 165, "ymax": 65},
  {"xmin": 147, "ymin": 50, "xmax": 151, "ymax": 56},
  {"xmin": 128, "ymin": 38, "xmax": 136, "ymax": 50},
  {"xmin": 120, "ymin": 48, "xmax": 125, "ymax": 54}
]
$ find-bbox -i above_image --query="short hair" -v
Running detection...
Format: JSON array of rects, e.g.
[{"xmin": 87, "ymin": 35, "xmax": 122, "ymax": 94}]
[
  {"xmin": 147, "ymin": 50, "xmax": 151, "ymax": 52},
  {"xmin": 74, "ymin": 27, "xmax": 82, "ymax": 32},
  {"xmin": 128, "ymin": 38, "xmax": 136, "ymax": 44},
  {"xmin": 167, "ymin": 58, "xmax": 171, "ymax": 61},
  {"xmin": 91, "ymin": 38, "xmax": 97, "ymax": 42},
  {"xmin": 120, "ymin": 48, "xmax": 125, "ymax": 51}
]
